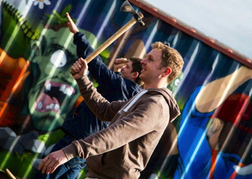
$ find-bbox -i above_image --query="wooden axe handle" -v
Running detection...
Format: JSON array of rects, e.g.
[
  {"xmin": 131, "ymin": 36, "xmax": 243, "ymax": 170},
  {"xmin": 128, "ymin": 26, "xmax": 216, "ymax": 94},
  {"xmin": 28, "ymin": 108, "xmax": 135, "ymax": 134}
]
[
  {"xmin": 84, "ymin": 12, "xmax": 144, "ymax": 63},
  {"xmin": 5, "ymin": 168, "xmax": 16, "ymax": 179}
]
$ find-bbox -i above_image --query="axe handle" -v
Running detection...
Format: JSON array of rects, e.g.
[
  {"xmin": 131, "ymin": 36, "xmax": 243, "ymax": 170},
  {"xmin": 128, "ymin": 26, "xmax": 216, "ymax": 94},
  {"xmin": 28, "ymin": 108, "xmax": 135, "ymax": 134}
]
[
  {"xmin": 5, "ymin": 168, "xmax": 16, "ymax": 179},
  {"xmin": 84, "ymin": 12, "xmax": 144, "ymax": 63}
]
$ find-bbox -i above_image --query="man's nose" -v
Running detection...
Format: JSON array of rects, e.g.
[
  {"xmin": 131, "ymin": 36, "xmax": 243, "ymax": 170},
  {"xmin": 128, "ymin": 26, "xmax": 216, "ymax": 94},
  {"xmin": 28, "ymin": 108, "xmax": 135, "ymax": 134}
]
[{"xmin": 141, "ymin": 58, "xmax": 146, "ymax": 64}]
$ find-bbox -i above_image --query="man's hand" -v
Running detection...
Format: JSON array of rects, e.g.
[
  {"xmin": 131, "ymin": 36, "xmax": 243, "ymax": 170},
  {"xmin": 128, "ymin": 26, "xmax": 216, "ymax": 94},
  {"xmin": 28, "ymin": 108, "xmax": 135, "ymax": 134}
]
[
  {"xmin": 66, "ymin": 12, "xmax": 79, "ymax": 34},
  {"xmin": 113, "ymin": 58, "xmax": 129, "ymax": 72},
  {"xmin": 38, "ymin": 150, "xmax": 69, "ymax": 174},
  {"xmin": 71, "ymin": 58, "xmax": 88, "ymax": 79}
]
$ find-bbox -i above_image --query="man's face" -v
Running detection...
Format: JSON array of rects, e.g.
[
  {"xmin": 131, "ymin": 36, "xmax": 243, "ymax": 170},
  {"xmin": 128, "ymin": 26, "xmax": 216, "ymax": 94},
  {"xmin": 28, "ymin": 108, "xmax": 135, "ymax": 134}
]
[
  {"xmin": 140, "ymin": 49, "xmax": 164, "ymax": 83},
  {"xmin": 120, "ymin": 61, "xmax": 134, "ymax": 80}
]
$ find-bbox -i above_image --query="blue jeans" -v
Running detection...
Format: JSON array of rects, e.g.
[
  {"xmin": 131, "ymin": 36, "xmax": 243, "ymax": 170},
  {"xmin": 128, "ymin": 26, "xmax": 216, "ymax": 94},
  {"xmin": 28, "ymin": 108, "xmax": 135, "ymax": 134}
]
[{"xmin": 34, "ymin": 135, "xmax": 86, "ymax": 179}]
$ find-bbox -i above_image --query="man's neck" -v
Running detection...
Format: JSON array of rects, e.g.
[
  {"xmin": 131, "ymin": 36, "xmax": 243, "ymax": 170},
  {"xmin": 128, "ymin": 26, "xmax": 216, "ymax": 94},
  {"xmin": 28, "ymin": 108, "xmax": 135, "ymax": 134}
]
[{"xmin": 143, "ymin": 81, "xmax": 168, "ymax": 89}]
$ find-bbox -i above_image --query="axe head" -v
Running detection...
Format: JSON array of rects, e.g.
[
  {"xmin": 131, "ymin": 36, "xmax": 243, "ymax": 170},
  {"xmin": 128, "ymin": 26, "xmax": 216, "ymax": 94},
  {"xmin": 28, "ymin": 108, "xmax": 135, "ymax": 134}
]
[{"xmin": 120, "ymin": 0, "xmax": 145, "ymax": 26}]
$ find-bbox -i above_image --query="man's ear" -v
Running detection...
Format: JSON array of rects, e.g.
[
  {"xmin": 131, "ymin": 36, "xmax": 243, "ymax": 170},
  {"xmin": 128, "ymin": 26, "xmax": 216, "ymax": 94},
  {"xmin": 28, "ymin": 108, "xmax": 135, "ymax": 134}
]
[
  {"xmin": 162, "ymin": 67, "xmax": 172, "ymax": 77},
  {"xmin": 131, "ymin": 71, "xmax": 139, "ymax": 79}
]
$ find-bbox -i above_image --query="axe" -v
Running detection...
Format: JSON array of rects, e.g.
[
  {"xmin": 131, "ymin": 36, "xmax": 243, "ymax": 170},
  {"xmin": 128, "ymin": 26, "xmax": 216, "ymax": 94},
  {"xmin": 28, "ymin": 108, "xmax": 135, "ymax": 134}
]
[{"xmin": 71, "ymin": 0, "xmax": 144, "ymax": 74}]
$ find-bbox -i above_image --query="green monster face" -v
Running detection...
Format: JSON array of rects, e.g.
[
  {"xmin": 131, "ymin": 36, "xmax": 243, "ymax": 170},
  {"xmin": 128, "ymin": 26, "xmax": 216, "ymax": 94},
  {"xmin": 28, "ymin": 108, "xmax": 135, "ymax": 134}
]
[{"xmin": 28, "ymin": 28, "xmax": 80, "ymax": 132}]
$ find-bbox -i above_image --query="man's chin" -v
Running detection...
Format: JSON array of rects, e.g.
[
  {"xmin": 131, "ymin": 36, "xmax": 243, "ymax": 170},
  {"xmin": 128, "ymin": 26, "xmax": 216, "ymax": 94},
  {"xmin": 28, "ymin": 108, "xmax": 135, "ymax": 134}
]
[{"xmin": 139, "ymin": 73, "xmax": 145, "ymax": 80}]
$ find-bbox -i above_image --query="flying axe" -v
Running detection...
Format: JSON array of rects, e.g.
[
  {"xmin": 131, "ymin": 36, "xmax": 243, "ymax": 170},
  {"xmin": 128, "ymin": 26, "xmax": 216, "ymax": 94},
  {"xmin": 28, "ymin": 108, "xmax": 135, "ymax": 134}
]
[{"xmin": 71, "ymin": 0, "xmax": 145, "ymax": 74}]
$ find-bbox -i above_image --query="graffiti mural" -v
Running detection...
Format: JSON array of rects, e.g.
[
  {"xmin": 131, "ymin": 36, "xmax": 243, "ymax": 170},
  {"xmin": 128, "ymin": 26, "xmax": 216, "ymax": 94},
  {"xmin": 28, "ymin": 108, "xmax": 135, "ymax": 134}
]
[{"xmin": 0, "ymin": 0, "xmax": 251, "ymax": 178}]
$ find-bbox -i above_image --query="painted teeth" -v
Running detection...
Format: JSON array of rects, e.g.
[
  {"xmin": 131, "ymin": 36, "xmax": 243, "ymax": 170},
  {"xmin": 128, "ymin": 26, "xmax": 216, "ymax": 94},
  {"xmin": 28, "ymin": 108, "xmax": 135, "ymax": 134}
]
[
  {"xmin": 37, "ymin": 101, "xmax": 60, "ymax": 111},
  {"xmin": 45, "ymin": 82, "xmax": 74, "ymax": 96},
  {"xmin": 45, "ymin": 103, "xmax": 60, "ymax": 110},
  {"xmin": 45, "ymin": 83, "xmax": 51, "ymax": 91},
  {"xmin": 38, "ymin": 102, "xmax": 43, "ymax": 109},
  {"xmin": 54, "ymin": 104, "xmax": 60, "ymax": 110},
  {"xmin": 59, "ymin": 84, "xmax": 66, "ymax": 91},
  {"xmin": 64, "ymin": 87, "xmax": 73, "ymax": 96},
  {"xmin": 59, "ymin": 85, "xmax": 73, "ymax": 96}
]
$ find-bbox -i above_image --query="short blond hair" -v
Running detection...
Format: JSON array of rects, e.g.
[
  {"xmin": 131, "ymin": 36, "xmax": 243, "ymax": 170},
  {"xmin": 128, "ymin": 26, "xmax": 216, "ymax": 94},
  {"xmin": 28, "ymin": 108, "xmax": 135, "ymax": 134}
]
[{"xmin": 151, "ymin": 42, "xmax": 184, "ymax": 83}]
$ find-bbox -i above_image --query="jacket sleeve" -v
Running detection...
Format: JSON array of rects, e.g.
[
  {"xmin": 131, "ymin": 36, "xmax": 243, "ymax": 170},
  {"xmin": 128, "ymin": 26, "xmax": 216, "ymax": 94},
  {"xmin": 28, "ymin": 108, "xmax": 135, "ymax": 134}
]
[
  {"xmin": 73, "ymin": 32, "xmax": 122, "ymax": 88},
  {"xmin": 76, "ymin": 75, "xmax": 126, "ymax": 121},
  {"xmin": 62, "ymin": 92, "xmax": 169, "ymax": 160}
]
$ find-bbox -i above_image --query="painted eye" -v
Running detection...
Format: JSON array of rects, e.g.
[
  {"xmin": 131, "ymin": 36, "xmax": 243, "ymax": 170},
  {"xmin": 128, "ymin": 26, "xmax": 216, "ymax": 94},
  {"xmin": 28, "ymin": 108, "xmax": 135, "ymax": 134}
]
[
  {"xmin": 50, "ymin": 50, "xmax": 67, "ymax": 68},
  {"xmin": 174, "ymin": 78, "xmax": 180, "ymax": 86}
]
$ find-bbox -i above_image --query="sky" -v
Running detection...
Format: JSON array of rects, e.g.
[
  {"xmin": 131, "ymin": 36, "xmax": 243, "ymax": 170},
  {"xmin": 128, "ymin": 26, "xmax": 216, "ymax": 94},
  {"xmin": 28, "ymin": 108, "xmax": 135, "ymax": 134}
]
[{"xmin": 142, "ymin": 0, "xmax": 252, "ymax": 60}]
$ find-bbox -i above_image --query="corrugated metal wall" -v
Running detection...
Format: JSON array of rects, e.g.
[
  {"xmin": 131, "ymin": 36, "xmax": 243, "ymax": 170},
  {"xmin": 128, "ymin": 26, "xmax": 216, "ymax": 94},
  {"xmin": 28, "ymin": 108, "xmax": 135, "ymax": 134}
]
[{"xmin": 0, "ymin": 0, "xmax": 251, "ymax": 178}]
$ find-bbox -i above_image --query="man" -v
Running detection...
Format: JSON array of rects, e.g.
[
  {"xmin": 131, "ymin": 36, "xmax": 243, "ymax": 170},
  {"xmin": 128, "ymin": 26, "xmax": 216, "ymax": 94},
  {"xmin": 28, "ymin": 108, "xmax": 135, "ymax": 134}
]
[
  {"xmin": 34, "ymin": 13, "xmax": 142, "ymax": 179},
  {"xmin": 38, "ymin": 41, "xmax": 184, "ymax": 179}
]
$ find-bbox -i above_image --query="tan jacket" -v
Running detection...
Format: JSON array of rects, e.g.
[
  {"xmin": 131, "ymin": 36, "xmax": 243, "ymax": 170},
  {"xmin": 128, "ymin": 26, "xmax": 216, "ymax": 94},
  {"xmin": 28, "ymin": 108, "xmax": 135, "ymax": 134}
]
[{"xmin": 62, "ymin": 75, "xmax": 180, "ymax": 179}]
